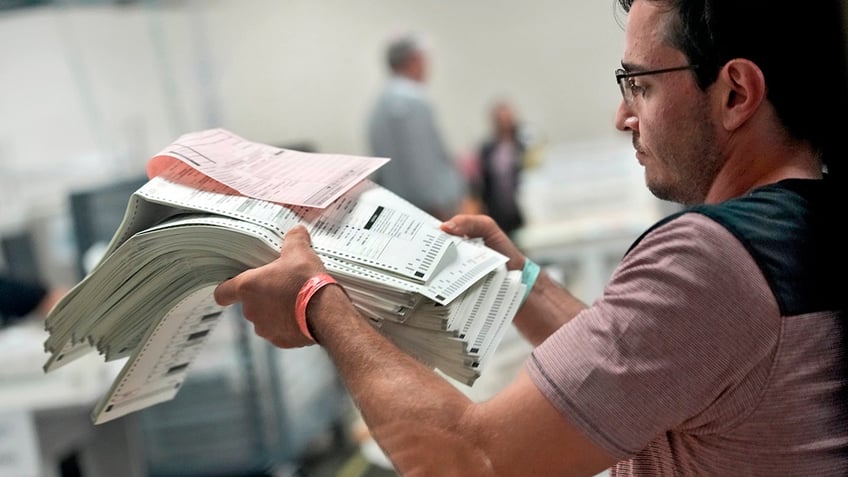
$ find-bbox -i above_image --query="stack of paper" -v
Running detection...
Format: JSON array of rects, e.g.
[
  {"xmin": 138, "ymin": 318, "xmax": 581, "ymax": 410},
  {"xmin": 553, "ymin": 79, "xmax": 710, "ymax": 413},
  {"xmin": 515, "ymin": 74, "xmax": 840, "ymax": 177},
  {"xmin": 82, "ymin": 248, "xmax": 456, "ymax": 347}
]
[{"xmin": 42, "ymin": 129, "xmax": 525, "ymax": 424}]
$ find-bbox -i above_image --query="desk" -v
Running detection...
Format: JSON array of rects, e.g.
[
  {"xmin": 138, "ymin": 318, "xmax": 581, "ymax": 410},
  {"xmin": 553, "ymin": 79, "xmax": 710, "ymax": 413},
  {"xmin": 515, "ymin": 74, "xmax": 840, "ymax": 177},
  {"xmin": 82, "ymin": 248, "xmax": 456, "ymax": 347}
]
[{"xmin": 0, "ymin": 322, "xmax": 146, "ymax": 477}]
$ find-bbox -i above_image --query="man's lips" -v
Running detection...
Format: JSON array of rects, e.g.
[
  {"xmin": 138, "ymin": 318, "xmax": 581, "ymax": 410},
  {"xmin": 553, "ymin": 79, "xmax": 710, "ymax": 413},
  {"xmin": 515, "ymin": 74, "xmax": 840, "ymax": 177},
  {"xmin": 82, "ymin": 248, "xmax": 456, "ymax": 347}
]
[{"xmin": 632, "ymin": 138, "xmax": 645, "ymax": 164}]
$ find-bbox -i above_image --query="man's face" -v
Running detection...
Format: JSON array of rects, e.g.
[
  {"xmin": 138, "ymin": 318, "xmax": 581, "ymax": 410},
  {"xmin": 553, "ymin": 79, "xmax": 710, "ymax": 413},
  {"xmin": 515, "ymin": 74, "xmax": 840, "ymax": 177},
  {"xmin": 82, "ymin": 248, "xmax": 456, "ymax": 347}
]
[
  {"xmin": 407, "ymin": 50, "xmax": 428, "ymax": 83},
  {"xmin": 493, "ymin": 103, "xmax": 516, "ymax": 135},
  {"xmin": 614, "ymin": 1, "xmax": 724, "ymax": 205}
]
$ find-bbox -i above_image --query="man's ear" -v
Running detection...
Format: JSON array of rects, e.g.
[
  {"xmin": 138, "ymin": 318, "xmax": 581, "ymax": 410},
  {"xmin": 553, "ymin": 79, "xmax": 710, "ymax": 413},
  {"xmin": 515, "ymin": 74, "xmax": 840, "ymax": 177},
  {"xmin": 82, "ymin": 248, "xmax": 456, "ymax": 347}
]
[{"xmin": 716, "ymin": 58, "xmax": 766, "ymax": 131}]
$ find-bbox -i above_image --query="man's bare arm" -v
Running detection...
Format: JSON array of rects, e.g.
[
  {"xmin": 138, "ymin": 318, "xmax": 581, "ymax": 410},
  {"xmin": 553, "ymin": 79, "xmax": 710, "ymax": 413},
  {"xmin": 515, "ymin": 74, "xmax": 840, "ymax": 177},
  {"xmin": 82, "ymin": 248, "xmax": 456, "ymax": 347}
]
[
  {"xmin": 216, "ymin": 226, "xmax": 613, "ymax": 476},
  {"xmin": 308, "ymin": 284, "xmax": 615, "ymax": 476}
]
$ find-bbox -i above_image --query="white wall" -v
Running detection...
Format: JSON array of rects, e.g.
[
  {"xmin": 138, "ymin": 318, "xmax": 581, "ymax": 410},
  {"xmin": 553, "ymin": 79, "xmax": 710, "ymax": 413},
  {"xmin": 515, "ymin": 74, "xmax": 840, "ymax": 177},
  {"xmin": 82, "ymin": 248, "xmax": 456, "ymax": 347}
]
[{"xmin": 0, "ymin": 0, "xmax": 628, "ymax": 283}]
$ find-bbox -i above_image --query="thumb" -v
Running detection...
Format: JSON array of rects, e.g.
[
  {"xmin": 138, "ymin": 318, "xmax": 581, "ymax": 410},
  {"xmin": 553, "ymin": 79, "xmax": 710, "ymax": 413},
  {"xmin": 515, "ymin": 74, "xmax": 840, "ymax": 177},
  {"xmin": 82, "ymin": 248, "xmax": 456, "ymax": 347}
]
[
  {"xmin": 214, "ymin": 276, "xmax": 240, "ymax": 306},
  {"xmin": 283, "ymin": 224, "xmax": 312, "ymax": 250}
]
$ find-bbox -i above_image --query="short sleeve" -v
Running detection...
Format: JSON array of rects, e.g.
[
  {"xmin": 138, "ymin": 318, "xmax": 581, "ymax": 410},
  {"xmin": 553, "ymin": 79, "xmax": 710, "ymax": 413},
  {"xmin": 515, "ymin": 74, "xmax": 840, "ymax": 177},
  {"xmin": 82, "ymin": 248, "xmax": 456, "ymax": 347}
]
[{"xmin": 526, "ymin": 214, "xmax": 780, "ymax": 458}]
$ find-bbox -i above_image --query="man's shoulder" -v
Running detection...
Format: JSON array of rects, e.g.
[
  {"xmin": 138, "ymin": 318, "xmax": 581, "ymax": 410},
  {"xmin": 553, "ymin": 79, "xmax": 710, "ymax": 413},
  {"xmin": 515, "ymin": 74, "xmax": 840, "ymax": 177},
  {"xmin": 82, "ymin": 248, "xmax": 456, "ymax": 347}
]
[
  {"xmin": 371, "ymin": 82, "xmax": 429, "ymax": 120},
  {"xmin": 630, "ymin": 179, "xmax": 840, "ymax": 315},
  {"xmin": 382, "ymin": 77, "xmax": 427, "ymax": 101}
]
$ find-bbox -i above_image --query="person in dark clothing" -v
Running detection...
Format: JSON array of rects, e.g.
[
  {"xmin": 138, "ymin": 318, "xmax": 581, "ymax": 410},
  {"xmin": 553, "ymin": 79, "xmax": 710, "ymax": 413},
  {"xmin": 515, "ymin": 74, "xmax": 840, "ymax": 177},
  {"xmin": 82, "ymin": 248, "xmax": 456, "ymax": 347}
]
[
  {"xmin": 0, "ymin": 274, "xmax": 64, "ymax": 326},
  {"xmin": 475, "ymin": 100, "xmax": 526, "ymax": 237}
]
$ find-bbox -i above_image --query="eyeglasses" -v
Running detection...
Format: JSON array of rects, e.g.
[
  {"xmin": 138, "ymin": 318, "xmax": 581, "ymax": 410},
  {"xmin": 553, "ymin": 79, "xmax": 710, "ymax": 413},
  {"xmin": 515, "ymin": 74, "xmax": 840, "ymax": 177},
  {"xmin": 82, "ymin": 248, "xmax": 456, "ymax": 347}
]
[{"xmin": 615, "ymin": 64, "xmax": 699, "ymax": 104}]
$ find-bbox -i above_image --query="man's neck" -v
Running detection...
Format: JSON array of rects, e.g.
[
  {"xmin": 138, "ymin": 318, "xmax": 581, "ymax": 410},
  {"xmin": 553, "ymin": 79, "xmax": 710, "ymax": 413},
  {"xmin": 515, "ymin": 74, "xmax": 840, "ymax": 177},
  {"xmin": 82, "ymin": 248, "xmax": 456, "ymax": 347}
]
[{"xmin": 706, "ymin": 139, "xmax": 822, "ymax": 203}]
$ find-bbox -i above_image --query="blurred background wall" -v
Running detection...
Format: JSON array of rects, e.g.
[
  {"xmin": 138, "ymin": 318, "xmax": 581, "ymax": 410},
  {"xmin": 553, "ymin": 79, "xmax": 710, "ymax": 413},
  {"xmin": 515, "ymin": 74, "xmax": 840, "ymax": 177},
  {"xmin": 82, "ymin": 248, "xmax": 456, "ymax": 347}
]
[{"xmin": 0, "ymin": 0, "xmax": 627, "ymax": 286}]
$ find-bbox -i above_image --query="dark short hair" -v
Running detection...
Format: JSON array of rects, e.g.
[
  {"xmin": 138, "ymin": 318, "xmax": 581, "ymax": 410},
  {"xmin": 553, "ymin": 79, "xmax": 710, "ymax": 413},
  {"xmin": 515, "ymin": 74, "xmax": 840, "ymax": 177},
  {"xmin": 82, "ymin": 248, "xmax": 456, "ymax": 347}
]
[
  {"xmin": 616, "ymin": 0, "xmax": 848, "ymax": 179},
  {"xmin": 386, "ymin": 34, "xmax": 422, "ymax": 71}
]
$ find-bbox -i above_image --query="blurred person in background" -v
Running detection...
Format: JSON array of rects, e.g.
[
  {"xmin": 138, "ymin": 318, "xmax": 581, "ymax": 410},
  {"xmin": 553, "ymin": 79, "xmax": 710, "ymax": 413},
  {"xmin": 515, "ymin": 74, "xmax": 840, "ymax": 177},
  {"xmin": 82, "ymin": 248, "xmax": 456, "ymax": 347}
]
[
  {"xmin": 473, "ymin": 99, "xmax": 527, "ymax": 237},
  {"xmin": 367, "ymin": 32, "xmax": 469, "ymax": 222}
]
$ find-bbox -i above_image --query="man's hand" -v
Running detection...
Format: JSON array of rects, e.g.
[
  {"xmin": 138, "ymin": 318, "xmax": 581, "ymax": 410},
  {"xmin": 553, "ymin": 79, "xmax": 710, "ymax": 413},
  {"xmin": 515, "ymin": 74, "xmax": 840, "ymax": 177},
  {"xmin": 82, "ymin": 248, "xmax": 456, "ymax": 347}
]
[
  {"xmin": 214, "ymin": 225, "xmax": 326, "ymax": 348},
  {"xmin": 441, "ymin": 214, "xmax": 526, "ymax": 270}
]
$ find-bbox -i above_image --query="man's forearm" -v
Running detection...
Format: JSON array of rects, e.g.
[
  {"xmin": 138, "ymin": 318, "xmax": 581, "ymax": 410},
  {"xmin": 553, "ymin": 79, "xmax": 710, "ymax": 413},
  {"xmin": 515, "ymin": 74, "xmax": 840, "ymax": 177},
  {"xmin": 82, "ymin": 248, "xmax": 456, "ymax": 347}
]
[
  {"xmin": 512, "ymin": 270, "xmax": 587, "ymax": 347},
  {"xmin": 307, "ymin": 285, "xmax": 495, "ymax": 475}
]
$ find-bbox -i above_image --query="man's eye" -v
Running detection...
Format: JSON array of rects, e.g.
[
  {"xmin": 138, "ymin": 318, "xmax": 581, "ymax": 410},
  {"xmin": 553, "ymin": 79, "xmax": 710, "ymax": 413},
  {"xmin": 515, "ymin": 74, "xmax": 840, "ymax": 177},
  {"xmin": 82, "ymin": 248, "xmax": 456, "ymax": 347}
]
[{"xmin": 628, "ymin": 78, "xmax": 646, "ymax": 97}]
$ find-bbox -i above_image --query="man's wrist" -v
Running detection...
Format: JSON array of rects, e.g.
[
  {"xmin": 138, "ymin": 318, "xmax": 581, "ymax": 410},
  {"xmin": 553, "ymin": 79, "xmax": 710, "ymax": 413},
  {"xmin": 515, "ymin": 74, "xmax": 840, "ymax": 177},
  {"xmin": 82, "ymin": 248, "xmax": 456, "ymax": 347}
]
[
  {"xmin": 295, "ymin": 273, "xmax": 344, "ymax": 343},
  {"xmin": 520, "ymin": 258, "xmax": 541, "ymax": 305}
]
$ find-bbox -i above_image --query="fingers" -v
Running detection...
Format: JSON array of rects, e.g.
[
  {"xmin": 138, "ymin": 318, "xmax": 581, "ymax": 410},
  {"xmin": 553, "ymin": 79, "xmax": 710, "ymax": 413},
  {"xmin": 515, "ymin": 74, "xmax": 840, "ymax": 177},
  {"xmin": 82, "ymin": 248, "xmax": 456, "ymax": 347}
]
[
  {"xmin": 441, "ymin": 214, "xmax": 525, "ymax": 271},
  {"xmin": 216, "ymin": 225, "xmax": 317, "ymax": 308},
  {"xmin": 441, "ymin": 214, "xmax": 497, "ymax": 238}
]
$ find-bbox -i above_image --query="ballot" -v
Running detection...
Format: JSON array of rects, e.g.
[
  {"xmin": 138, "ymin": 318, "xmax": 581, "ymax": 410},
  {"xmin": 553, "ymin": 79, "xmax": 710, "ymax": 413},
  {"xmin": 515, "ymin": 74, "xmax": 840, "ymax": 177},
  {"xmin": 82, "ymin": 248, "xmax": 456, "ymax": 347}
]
[{"xmin": 42, "ymin": 129, "xmax": 525, "ymax": 425}]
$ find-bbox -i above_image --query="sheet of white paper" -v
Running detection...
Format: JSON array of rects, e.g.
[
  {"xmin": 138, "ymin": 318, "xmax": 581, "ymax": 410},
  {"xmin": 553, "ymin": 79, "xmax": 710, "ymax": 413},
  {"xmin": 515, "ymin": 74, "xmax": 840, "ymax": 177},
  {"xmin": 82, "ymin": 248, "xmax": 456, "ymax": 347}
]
[
  {"xmin": 137, "ymin": 175, "xmax": 455, "ymax": 283},
  {"xmin": 92, "ymin": 285, "xmax": 224, "ymax": 425},
  {"xmin": 147, "ymin": 128, "xmax": 389, "ymax": 208}
]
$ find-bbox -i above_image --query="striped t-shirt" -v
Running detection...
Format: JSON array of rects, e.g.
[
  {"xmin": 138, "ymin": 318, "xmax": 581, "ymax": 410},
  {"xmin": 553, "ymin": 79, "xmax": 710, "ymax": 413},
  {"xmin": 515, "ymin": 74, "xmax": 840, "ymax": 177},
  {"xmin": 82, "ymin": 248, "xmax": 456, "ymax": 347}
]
[{"xmin": 528, "ymin": 179, "xmax": 847, "ymax": 475}]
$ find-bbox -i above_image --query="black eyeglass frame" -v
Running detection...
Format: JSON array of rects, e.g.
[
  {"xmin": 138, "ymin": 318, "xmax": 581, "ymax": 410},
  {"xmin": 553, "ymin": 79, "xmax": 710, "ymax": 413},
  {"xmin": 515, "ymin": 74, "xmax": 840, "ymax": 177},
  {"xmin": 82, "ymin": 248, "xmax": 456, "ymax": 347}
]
[{"xmin": 615, "ymin": 64, "xmax": 699, "ymax": 103}]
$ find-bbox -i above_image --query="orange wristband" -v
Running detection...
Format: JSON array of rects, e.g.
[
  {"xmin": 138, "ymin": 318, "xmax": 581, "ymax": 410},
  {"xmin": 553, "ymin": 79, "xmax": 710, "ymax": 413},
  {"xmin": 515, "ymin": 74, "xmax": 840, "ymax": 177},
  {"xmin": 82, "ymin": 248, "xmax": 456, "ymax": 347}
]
[{"xmin": 295, "ymin": 273, "xmax": 341, "ymax": 343}]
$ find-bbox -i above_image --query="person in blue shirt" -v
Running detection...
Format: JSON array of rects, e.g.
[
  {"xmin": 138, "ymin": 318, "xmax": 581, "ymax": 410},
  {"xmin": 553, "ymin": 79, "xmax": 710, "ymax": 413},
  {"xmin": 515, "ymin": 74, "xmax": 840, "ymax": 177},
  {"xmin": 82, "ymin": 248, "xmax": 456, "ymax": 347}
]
[{"xmin": 367, "ymin": 33, "xmax": 468, "ymax": 221}]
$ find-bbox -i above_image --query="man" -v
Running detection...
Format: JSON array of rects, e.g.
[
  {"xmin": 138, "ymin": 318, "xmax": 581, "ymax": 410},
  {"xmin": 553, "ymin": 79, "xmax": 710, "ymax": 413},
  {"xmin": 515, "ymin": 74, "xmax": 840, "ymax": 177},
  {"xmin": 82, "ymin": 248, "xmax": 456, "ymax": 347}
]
[
  {"xmin": 367, "ymin": 33, "xmax": 467, "ymax": 221},
  {"xmin": 215, "ymin": 0, "xmax": 848, "ymax": 475}
]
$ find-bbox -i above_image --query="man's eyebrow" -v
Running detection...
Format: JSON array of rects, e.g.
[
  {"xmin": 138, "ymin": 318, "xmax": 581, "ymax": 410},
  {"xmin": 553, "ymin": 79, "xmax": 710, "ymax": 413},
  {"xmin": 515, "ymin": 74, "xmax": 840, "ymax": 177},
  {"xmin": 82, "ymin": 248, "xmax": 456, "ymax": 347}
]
[{"xmin": 620, "ymin": 61, "xmax": 644, "ymax": 73}]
